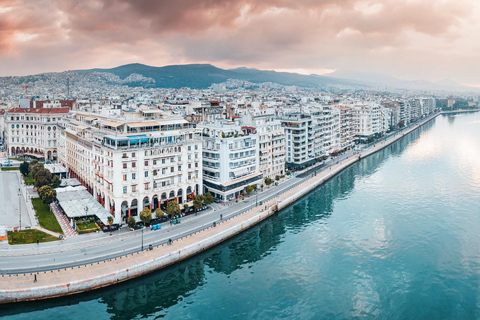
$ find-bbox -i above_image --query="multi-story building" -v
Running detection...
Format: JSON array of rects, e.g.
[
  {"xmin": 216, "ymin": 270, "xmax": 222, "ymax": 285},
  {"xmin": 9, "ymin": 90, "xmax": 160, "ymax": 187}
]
[
  {"xmin": 198, "ymin": 120, "xmax": 262, "ymax": 202},
  {"xmin": 243, "ymin": 114, "xmax": 285, "ymax": 179},
  {"xmin": 4, "ymin": 107, "xmax": 70, "ymax": 160},
  {"xmin": 352, "ymin": 103, "xmax": 383, "ymax": 143},
  {"xmin": 58, "ymin": 113, "xmax": 202, "ymax": 223},
  {"xmin": 281, "ymin": 113, "xmax": 316, "ymax": 168},
  {"xmin": 335, "ymin": 106, "xmax": 355, "ymax": 150}
]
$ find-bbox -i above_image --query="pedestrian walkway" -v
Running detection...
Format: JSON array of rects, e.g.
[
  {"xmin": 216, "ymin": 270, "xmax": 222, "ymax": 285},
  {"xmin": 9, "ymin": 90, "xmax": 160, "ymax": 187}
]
[{"xmin": 50, "ymin": 202, "xmax": 77, "ymax": 237}]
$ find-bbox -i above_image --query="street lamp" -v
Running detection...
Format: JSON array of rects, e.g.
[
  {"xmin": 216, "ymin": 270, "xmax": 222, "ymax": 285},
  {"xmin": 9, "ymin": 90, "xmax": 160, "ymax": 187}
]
[
  {"xmin": 85, "ymin": 206, "xmax": 88, "ymax": 228},
  {"xmin": 141, "ymin": 226, "xmax": 144, "ymax": 251},
  {"xmin": 255, "ymin": 187, "xmax": 258, "ymax": 207},
  {"xmin": 18, "ymin": 188, "xmax": 21, "ymax": 231}
]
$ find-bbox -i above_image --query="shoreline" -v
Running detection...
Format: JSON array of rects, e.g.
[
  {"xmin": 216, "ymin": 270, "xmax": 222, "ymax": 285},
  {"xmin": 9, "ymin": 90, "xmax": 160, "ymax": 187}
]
[{"xmin": 0, "ymin": 112, "xmax": 440, "ymax": 304}]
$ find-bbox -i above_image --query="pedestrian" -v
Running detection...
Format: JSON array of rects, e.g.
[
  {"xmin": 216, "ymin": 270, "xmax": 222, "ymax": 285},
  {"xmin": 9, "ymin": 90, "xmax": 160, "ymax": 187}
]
[{"xmin": 34, "ymin": 274, "xmax": 37, "ymax": 283}]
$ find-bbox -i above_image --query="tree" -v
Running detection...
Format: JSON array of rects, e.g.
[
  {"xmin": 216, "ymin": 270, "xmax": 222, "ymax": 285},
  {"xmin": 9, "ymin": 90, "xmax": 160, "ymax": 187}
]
[
  {"xmin": 31, "ymin": 163, "xmax": 44, "ymax": 179},
  {"xmin": 28, "ymin": 159, "xmax": 38, "ymax": 172},
  {"xmin": 265, "ymin": 177, "xmax": 274, "ymax": 186},
  {"xmin": 183, "ymin": 203, "xmax": 189, "ymax": 213},
  {"xmin": 203, "ymin": 192, "xmax": 214, "ymax": 205},
  {"xmin": 167, "ymin": 200, "xmax": 181, "ymax": 217},
  {"xmin": 140, "ymin": 207, "xmax": 152, "ymax": 225},
  {"xmin": 275, "ymin": 175, "xmax": 281, "ymax": 181},
  {"xmin": 398, "ymin": 120, "xmax": 405, "ymax": 129},
  {"xmin": 19, "ymin": 161, "xmax": 30, "ymax": 177},
  {"xmin": 51, "ymin": 175, "xmax": 61, "ymax": 189},
  {"xmin": 34, "ymin": 168, "xmax": 52, "ymax": 188},
  {"xmin": 193, "ymin": 195, "xmax": 203, "ymax": 211},
  {"xmin": 38, "ymin": 185, "xmax": 56, "ymax": 205},
  {"xmin": 246, "ymin": 185, "xmax": 254, "ymax": 196},
  {"xmin": 127, "ymin": 216, "xmax": 136, "ymax": 229},
  {"xmin": 155, "ymin": 208, "xmax": 164, "ymax": 219},
  {"xmin": 107, "ymin": 216, "xmax": 114, "ymax": 235}
]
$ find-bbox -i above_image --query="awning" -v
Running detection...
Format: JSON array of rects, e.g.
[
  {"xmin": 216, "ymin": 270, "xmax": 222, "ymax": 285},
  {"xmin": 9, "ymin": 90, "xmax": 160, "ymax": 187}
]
[
  {"xmin": 56, "ymin": 187, "xmax": 111, "ymax": 224},
  {"xmin": 127, "ymin": 121, "xmax": 159, "ymax": 128},
  {"xmin": 102, "ymin": 120, "xmax": 123, "ymax": 127}
]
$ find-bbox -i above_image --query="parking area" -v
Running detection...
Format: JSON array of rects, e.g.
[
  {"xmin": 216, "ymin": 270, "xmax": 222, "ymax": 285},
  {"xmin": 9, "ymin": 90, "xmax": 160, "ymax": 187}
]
[{"xmin": 0, "ymin": 172, "xmax": 32, "ymax": 230}]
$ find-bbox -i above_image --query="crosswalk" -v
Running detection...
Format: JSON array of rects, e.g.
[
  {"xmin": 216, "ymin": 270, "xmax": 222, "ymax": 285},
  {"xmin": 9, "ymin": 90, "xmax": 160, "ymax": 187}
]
[{"xmin": 50, "ymin": 203, "xmax": 78, "ymax": 238}]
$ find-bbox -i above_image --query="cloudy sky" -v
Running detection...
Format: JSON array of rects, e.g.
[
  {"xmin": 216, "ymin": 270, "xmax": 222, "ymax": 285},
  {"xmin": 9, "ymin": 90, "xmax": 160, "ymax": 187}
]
[{"xmin": 1, "ymin": 0, "xmax": 479, "ymax": 84}]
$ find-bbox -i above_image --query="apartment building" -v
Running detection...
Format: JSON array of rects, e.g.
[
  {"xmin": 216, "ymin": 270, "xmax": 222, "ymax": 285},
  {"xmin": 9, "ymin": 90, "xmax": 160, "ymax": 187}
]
[
  {"xmin": 58, "ymin": 113, "xmax": 202, "ymax": 223},
  {"xmin": 335, "ymin": 105, "xmax": 355, "ymax": 150},
  {"xmin": 352, "ymin": 104, "xmax": 383, "ymax": 143},
  {"xmin": 243, "ymin": 114, "xmax": 285, "ymax": 179},
  {"xmin": 4, "ymin": 107, "xmax": 70, "ymax": 160},
  {"xmin": 281, "ymin": 113, "xmax": 316, "ymax": 168},
  {"xmin": 198, "ymin": 120, "xmax": 262, "ymax": 202}
]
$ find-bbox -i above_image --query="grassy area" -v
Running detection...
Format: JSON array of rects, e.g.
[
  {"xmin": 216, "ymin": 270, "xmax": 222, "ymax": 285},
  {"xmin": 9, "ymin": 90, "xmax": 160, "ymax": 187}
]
[
  {"xmin": 1, "ymin": 167, "xmax": 19, "ymax": 171},
  {"xmin": 32, "ymin": 198, "xmax": 63, "ymax": 234},
  {"xmin": 75, "ymin": 219, "xmax": 101, "ymax": 234},
  {"xmin": 23, "ymin": 172, "xmax": 35, "ymax": 185},
  {"xmin": 8, "ymin": 229, "xmax": 59, "ymax": 245},
  {"xmin": 8, "ymin": 157, "xmax": 25, "ymax": 161}
]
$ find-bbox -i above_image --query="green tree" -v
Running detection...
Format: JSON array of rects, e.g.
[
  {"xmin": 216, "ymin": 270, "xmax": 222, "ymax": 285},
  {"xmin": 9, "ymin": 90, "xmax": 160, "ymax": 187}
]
[
  {"xmin": 275, "ymin": 175, "xmax": 281, "ymax": 181},
  {"xmin": 38, "ymin": 185, "xmax": 56, "ymax": 205},
  {"xmin": 155, "ymin": 208, "xmax": 164, "ymax": 219},
  {"xmin": 203, "ymin": 192, "xmax": 214, "ymax": 205},
  {"xmin": 140, "ymin": 207, "xmax": 152, "ymax": 225},
  {"xmin": 127, "ymin": 216, "xmax": 136, "ymax": 229},
  {"xmin": 34, "ymin": 168, "xmax": 52, "ymax": 188},
  {"xmin": 19, "ymin": 161, "xmax": 30, "ymax": 177},
  {"xmin": 31, "ymin": 163, "xmax": 44, "ymax": 179},
  {"xmin": 167, "ymin": 200, "xmax": 181, "ymax": 217},
  {"xmin": 183, "ymin": 203, "xmax": 189, "ymax": 213},
  {"xmin": 193, "ymin": 195, "xmax": 203, "ymax": 211},
  {"xmin": 51, "ymin": 175, "xmax": 61, "ymax": 189},
  {"xmin": 265, "ymin": 177, "xmax": 274, "ymax": 186},
  {"xmin": 398, "ymin": 120, "xmax": 405, "ymax": 129},
  {"xmin": 246, "ymin": 185, "xmax": 254, "ymax": 195},
  {"xmin": 107, "ymin": 216, "xmax": 114, "ymax": 235}
]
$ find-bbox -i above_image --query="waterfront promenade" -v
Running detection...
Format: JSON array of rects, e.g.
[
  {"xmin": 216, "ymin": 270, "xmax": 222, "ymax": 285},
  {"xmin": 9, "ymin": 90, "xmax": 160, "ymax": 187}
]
[{"xmin": 0, "ymin": 112, "xmax": 439, "ymax": 303}]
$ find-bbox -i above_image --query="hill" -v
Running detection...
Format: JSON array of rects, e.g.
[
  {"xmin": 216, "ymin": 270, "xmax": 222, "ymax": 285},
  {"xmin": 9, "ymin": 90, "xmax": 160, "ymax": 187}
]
[{"xmin": 76, "ymin": 63, "xmax": 354, "ymax": 89}]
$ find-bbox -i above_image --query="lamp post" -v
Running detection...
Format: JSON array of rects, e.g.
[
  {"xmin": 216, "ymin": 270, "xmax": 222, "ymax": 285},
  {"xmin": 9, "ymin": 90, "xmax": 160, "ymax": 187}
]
[
  {"xmin": 85, "ymin": 206, "xmax": 88, "ymax": 228},
  {"xmin": 255, "ymin": 188, "xmax": 258, "ymax": 207},
  {"xmin": 18, "ymin": 188, "xmax": 21, "ymax": 231},
  {"xmin": 141, "ymin": 226, "xmax": 144, "ymax": 251}
]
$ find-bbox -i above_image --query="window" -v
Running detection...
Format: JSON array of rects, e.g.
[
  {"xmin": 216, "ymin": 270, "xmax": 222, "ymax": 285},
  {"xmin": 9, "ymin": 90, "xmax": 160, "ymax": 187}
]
[
  {"xmin": 132, "ymin": 152, "xmax": 136, "ymax": 157},
  {"xmin": 145, "ymin": 160, "xmax": 148, "ymax": 166},
  {"xmin": 132, "ymin": 162, "xmax": 136, "ymax": 168},
  {"xmin": 123, "ymin": 163, "xmax": 127, "ymax": 169},
  {"xmin": 170, "ymin": 157, "xmax": 174, "ymax": 163},
  {"xmin": 195, "ymin": 162, "xmax": 198, "ymax": 168},
  {"xmin": 132, "ymin": 185, "xmax": 137, "ymax": 192},
  {"xmin": 145, "ymin": 183, "xmax": 149, "ymax": 190},
  {"xmin": 195, "ymin": 145, "xmax": 198, "ymax": 150},
  {"xmin": 188, "ymin": 146, "xmax": 191, "ymax": 151},
  {"xmin": 123, "ymin": 153, "xmax": 127, "ymax": 158},
  {"xmin": 132, "ymin": 173, "xmax": 136, "ymax": 180},
  {"xmin": 123, "ymin": 174, "xmax": 127, "ymax": 181},
  {"xmin": 145, "ymin": 171, "xmax": 148, "ymax": 177},
  {"xmin": 178, "ymin": 166, "xmax": 182, "ymax": 171},
  {"xmin": 123, "ymin": 187, "xmax": 127, "ymax": 194},
  {"xmin": 188, "ymin": 164, "xmax": 191, "ymax": 169},
  {"xmin": 170, "ymin": 167, "xmax": 174, "ymax": 173},
  {"xmin": 162, "ymin": 159, "xmax": 166, "ymax": 164}
]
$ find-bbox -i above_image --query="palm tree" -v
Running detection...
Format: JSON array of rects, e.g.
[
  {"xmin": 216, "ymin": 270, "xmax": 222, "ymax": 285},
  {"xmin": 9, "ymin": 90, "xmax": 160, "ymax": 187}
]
[{"xmin": 107, "ymin": 216, "xmax": 114, "ymax": 236}]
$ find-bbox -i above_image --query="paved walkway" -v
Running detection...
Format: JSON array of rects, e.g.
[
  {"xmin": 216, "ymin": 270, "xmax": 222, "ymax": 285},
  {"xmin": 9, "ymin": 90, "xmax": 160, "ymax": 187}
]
[{"xmin": 50, "ymin": 203, "xmax": 77, "ymax": 238}]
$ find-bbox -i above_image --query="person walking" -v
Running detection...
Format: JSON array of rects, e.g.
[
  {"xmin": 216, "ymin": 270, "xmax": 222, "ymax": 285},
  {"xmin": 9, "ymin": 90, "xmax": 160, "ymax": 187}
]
[{"xmin": 34, "ymin": 274, "xmax": 37, "ymax": 283}]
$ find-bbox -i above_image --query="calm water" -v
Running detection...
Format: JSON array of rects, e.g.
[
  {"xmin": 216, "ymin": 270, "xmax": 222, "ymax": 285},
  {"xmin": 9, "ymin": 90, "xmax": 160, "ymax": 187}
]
[{"xmin": 2, "ymin": 113, "xmax": 480, "ymax": 320}]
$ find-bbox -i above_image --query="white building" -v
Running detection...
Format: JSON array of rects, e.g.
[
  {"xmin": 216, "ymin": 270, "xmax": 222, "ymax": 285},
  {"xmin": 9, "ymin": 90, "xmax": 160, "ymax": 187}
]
[
  {"xmin": 281, "ymin": 113, "xmax": 317, "ymax": 168},
  {"xmin": 198, "ymin": 120, "xmax": 262, "ymax": 202},
  {"xmin": 58, "ymin": 113, "xmax": 202, "ymax": 223},
  {"xmin": 4, "ymin": 107, "xmax": 70, "ymax": 160},
  {"xmin": 242, "ymin": 114, "xmax": 285, "ymax": 179}
]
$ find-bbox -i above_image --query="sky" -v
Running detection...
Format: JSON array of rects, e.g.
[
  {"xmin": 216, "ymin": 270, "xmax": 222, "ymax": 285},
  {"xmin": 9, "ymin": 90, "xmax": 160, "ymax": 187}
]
[{"xmin": 0, "ymin": 0, "xmax": 479, "ymax": 85}]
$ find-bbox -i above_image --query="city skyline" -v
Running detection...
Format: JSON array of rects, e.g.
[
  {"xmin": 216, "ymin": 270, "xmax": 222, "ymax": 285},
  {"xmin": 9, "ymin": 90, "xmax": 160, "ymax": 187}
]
[{"xmin": 1, "ymin": 0, "xmax": 480, "ymax": 85}]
